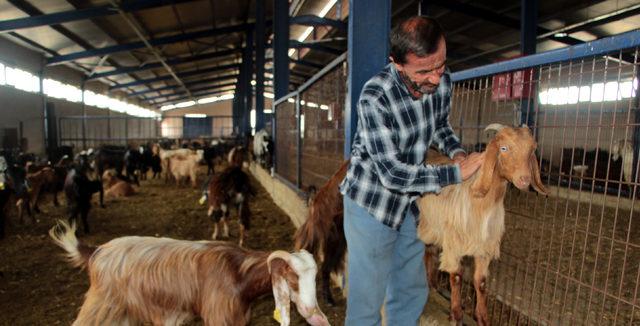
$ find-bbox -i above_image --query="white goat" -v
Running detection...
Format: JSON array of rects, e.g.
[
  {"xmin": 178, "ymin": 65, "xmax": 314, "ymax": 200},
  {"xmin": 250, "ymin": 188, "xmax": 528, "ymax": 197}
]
[
  {"xmin": 416, "ymin": 124, "xmax": 547, "ymax": 326},
  {"xmin": 168, "ymin": 149, "xmax": 203, "ymax": 188},
  {"xmin": 612, "ymin": 139, "xmax": 634, "ymax": 184},
  {"xmin": 253, "ymin": 129, "xmax": 271, "ymax": 166},
  {"xmin": 49, "ymin": 220, "xmax": 330, "ymax": 326}
]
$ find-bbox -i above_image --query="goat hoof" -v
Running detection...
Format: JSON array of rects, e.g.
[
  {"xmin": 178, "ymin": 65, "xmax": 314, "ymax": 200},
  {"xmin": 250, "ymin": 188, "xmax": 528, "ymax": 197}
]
[
  {"xmin": 474, "ymin": 310, "xmax": 490, "ymax": 326},
  {"xmin": 449, "ymin": 307, "xmax": 464, "ymax": 325}
]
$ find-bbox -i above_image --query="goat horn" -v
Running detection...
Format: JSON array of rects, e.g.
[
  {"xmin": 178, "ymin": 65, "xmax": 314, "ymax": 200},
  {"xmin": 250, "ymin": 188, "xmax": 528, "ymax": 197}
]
[
  {"xmin": 267, "ymin": 250, "xmax": 291, "ymax": 274},
  {"xmin": 484, "ymin": 123, "xmax": 506, "ymax": 132}
]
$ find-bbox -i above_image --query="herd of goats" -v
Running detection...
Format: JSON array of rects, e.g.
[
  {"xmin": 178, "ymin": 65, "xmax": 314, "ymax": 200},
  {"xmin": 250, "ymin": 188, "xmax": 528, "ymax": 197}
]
[{"xmin": 3, "ymin": 124, "xmax": 559, "ymax": 325}]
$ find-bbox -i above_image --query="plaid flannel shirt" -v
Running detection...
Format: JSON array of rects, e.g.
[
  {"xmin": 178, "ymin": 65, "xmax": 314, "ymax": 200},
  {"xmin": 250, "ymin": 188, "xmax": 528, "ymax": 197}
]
[{"xmin": 339, "ymin": 63, "xmax": 465, "ymax": 230}]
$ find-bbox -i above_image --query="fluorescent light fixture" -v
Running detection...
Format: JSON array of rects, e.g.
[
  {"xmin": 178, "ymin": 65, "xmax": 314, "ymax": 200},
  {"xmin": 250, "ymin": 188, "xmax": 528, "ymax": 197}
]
[
  {"xmin": 185, "ymin": 113, "xmax": 206, "ymax": 118},
  {"xmin": 320, "ymin": 104, "xmax": 329, "ymax": 110},
  {"xmin": 290, "ymin": 0, "xmax": 338, "ymax": 57},
  {"xmin": 251, "ymin": 80, "xmax": 257, "ymax": 86},
  {"xmin": 298, "ymin": 27, "xmax": 314, "ymax": 42},
  {"xmin": 264, "ymin": 92, "xmax": 275, "ymax": 98},
  {"xmin": 161, "ymin": 104, "xmax": 176, "ymax": 111},
  {"xmin": 218, "ymin": 93, "xmax": 234, "ymax": 100},
  {"xmin": 307, "ymin": 102, "xmax": 319, "ymax": 108},
  {"xmin": 300, "ymin": 100, "xmax": 306, "ymax": 105},
  {"xmin": 264, "ymin": 109, "xmax": 273, "ymax": 114},
  {"xmin": 175, "ymin": 100, "xmax": 196, "ymax": 108},
  {"xmin": 319, "ymin": 0, "xmax": 338, "ymax": 17},
  {"xmin": 554, "ymin": 32, "xmax": 568, "ymax": 38},
  {"xmin": 287, "ymin": 98, "xmax": 295, "ymax": 103},
  {"xmin": 197, "ymin": 97, "xmax": 218, "ymax": 104}
]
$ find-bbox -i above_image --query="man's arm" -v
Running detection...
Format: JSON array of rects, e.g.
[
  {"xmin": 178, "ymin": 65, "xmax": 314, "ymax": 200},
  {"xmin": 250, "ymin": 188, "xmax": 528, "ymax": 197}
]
[
  {"xmin": 358, "ymin": 96, "xmax": 461, "ymax": 194},
  {"xmin": 432, "ymin": 106, "xmax": 466, "ymax": 160}
]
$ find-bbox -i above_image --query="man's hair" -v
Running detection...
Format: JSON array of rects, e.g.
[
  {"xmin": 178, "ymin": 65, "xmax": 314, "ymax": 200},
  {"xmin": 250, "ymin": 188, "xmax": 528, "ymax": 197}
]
[{"xmin": 389, "ymin": 16, "xmax": 445, "ymax": 65}]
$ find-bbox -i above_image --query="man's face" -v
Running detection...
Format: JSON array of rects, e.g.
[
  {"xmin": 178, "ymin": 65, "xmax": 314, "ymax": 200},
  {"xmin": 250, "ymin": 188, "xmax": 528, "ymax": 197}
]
[{"xmin": 393, "ymin": 37, "xmax": 447, "ymax": 96}]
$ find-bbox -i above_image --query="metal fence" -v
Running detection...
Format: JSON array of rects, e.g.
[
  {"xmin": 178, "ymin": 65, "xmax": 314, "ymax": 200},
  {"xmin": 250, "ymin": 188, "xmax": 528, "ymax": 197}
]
[
  {"xmin": 59, "ymin": 115, "xmax": 233, "ymax": 149},
  {"xmin": 273, "ymin": 53, "xmax": 347, "ymax": 190},
  {"xmin": 444, "ymin": 30, "xmax": 640, "ymax": 325},
  {"xmin": 271, "ymin": 31, "xmax": 640, "ymax": 325}
]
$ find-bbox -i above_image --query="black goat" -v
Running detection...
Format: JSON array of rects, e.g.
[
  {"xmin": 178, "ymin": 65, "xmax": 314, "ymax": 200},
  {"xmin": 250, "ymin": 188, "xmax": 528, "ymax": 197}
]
[{"xmin": 64, "ymin": 155, "xmax": 104, "ymax": 234}]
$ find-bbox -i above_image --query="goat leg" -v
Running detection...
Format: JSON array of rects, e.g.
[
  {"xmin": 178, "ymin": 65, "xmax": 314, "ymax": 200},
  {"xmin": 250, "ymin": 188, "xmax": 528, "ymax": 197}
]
[
  {"xmin": 473, "ymin": 256, "xmax": 491, "ymax": 326},
  {"xmin": 81, "ymin": 206, "xmax": 90, "ymax": 234},
  {"xmin": 424, "ymin": 245, "xmax": 439, "ymax": 289},
  {"xmin": 238, "ymin": 223, "xmax": 245, "ymax": 247},
  {"xmin": 321, "ymin": 261, "xmax": 336, "ymax": 306},
  {"xmin": 449, "ymin": 267, "xmax": 464, "ymax": 325}
]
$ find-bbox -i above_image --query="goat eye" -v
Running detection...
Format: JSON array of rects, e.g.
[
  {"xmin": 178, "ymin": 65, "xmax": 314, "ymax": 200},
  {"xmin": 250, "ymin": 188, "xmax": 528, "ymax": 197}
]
[{"xmin": 500, "ymin": 146, "xmax": 508, "ymax": 152}]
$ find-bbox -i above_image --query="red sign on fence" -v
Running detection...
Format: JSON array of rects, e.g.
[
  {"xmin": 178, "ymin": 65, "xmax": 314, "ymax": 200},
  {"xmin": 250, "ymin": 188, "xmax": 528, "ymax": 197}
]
[{"xmin": 491, "ymin": 55, "xmax": 534, "ymax": 100}]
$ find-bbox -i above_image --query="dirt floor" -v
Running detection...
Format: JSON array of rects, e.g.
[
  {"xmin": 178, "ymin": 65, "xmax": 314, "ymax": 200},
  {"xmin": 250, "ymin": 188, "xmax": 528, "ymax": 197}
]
[{"xmin": 0, "ymin": 166, "xmax": 346, "ymax": 326}]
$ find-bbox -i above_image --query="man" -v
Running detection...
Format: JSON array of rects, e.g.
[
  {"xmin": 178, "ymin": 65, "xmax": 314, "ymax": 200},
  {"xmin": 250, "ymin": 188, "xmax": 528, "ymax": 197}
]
[{"xmin": 339, "ymin": 16, "xmax": 484, "ymax": 325}]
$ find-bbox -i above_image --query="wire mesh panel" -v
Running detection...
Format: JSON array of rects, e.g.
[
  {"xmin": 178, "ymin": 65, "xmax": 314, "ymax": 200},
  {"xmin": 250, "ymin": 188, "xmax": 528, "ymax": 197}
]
[
  {"xmin": 160, "ymin": 116, "xmax": 233, "ymax": 139},
  {"xmin": 275, "ymin": 97, "xmax": 299, "ymax": 186},
  {"xmin": 59, "ymin": 116, "xmax": 159, "ymax": 149},
  {"xmin": 299, "ymin": 61, "xmax": 347, "ymax": 189},
  {"xmin": 446, "ymin": 46, "xmax": 640, "ymax": 325}
]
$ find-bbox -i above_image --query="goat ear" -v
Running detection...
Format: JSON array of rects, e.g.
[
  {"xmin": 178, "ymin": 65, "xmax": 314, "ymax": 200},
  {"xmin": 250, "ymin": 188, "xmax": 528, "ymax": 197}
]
[
  {"xmin": 529, "ymin": 153, "xmax": 548, "ymax": 195},
  {"xmin": 271, "ymin": 273, "xmax": 292, "ymax": 326},
  {"xmin": 471, "ymin": 140, "xmax": 498, "ymax": 197}
]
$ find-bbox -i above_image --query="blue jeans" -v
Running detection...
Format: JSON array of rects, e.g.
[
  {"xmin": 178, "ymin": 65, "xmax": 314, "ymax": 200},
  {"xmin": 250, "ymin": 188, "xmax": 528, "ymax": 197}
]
[{"xmin": 343, "ymin": 195, "xmax": 428, "ymax": 326}]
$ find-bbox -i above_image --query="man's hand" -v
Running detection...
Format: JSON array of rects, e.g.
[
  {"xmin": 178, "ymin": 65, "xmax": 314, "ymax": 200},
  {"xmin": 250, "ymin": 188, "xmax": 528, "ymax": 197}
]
[
  {"xmin": 458, "ymin": 152, "xmax": 484, "ymax": 181},
  {"xmin": 452, "ymin": 152, "xmax": 466, "ymax": 164}
]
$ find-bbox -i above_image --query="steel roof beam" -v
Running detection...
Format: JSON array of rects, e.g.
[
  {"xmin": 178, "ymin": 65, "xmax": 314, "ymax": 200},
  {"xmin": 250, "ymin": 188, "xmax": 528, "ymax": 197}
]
[
  {"xmin": 127, "ymin": 73, "xmax": 239, "ymax": 97},
  {"xmin": 1, "ymin": 0, "xmax": 199, "ymax": 32},
  {"xmin": 289, "ymin": 39, "xmax": 344, "ymax": 55},
  {"xmin": 145, "ymin": 82, "xmax": 237, "ymax": 102},
  {"xmin": 290, "ymin": 15, "xmax": 347, "ymax": 30},
  {"xmin": 47, "ymin": 22, "xmax": 254, "ymax": 65},
  {"xmin": 109, "ymin": 63, "xmax": 240, "ymax": 90},
  {"xmin": 86, "ymin": 48, "xmax": 239, "ymax": 80}
]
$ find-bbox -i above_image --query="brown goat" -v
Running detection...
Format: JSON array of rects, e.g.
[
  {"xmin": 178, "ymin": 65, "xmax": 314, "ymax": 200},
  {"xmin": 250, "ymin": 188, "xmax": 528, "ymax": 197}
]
[
  {"xmin": 417, "ymin": 124, "xmax": 547, "ymax": 325},
  {"xmin": 205, "ymin": 166, "xmax": 253, "ymax": 247},
  {"xmin": 49, "ymin": 220, "xmax": 330, "ymax": 326},
  {"xmin": 294, "ymin": 160, "xmax": 348, "ymax": 306},
  {"xmin": 102, "ymin": 170, "xmax": 135, "ymax": 198}
]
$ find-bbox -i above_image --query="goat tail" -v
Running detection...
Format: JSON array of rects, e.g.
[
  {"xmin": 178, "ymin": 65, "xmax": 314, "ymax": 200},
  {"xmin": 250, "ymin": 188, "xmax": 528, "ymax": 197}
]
[{"xmin": 48, "ymin": 220, "xmax": 95, "ymax": 269}]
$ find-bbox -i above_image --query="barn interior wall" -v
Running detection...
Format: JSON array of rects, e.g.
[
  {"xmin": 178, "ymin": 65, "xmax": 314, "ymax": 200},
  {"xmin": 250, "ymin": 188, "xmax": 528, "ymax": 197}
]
[{"xmin": 0, "ymin": 36, "xmax": 161, "ymax": 155}]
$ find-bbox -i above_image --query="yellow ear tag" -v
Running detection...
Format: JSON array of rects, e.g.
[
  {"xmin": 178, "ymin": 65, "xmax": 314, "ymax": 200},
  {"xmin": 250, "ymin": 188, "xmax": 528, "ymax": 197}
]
[
  {"xmin": 273, "ymin": 308, "xmax": 282, "ymax": 323},
  {"xmin": 198, "ymin": 195, "xmax": 207, "ymax": 205}
]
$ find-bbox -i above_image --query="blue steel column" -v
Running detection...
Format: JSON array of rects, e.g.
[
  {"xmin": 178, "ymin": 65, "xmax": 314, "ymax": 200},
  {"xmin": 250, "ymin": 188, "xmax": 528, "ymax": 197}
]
[
  {"xmin": 255, "ymin": 0, "xmax": 266, "ymax": 131},
  {"xmin": 232, "ymin": 78, "xmax": 242, "ymax": 135},
  {"xmin": 39, "ymin": 67, "xmax": 48, "ymax": 153},
  {"xmin": 242, "ymin": 27, "xmax": 254, "ymax": 137},
  {"xmin": 419, "ymin": 0, "xmax": 429, "ymax": 15},
  {"xmin": 344, "ymin": 0, "xmax": 391, "ymax": 158},
  {"xmin": 520, "ymin": 0, "xmax": 538, "ymax": 128},
  {"xmin": 273, "ymin": 0, "xmax": 290, "ymax": 99}
]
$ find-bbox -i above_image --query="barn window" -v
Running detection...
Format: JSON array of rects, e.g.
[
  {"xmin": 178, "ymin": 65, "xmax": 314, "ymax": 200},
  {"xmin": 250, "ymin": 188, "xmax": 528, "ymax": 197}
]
[{"xmin": 5, "ymin": 67, "xmax": 39, "ymax": 93}]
